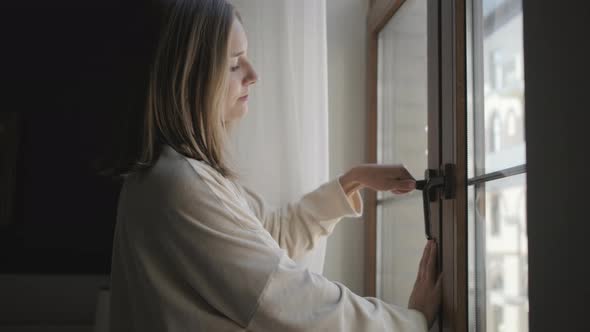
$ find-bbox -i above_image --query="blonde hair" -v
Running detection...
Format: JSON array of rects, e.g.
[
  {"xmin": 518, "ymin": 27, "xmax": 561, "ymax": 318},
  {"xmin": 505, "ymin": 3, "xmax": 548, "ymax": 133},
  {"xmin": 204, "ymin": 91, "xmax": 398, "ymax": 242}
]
[{"xmin": 98, "ymin": 0, "xmax": 242, "ymax": 180}]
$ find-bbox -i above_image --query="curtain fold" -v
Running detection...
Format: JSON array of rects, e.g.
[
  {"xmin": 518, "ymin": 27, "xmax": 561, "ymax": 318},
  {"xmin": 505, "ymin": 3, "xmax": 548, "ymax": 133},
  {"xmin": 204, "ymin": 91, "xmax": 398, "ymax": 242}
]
[{"xmin": 229, "ymin": 0, "xmax": 330, "ymax": 274}]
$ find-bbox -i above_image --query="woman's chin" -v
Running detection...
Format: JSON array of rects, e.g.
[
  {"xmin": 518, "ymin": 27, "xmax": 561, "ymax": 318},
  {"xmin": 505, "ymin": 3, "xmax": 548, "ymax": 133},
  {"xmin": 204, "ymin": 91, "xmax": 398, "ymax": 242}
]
[
  {"xmin": 225, "ymin": 107, "xmax": 248, "ymax": 122},
  {"xmin": 236, "ymin": 106, "xmax": 249, "ymax": 119}
]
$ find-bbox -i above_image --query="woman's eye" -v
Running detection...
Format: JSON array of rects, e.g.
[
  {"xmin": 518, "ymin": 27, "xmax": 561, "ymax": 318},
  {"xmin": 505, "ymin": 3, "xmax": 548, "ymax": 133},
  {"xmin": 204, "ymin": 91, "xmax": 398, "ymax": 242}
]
[{"xmin": 230, "ymin": 65, "xmax": 240, "ymax": 72}]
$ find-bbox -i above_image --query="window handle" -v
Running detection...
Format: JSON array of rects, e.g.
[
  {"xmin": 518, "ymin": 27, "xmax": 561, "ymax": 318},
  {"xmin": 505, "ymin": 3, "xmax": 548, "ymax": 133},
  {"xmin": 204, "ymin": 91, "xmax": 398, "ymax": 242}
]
[{"xmin": 415, "ymin": 164, "xmax": 456, "ymax": 240}]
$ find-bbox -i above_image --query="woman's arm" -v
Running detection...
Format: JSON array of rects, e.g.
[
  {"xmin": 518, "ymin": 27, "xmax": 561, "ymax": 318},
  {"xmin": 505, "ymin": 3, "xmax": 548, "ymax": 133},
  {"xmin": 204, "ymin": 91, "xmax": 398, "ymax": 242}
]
[
  {"xmin": 236, "ymin": 172, "xmax": 363, "ymax": 261},
  {"xmin": 129, "ymin": 158, "xmax": 426, "ymax": 331},
  {"xmin": 338, "ymin": 166, "xmax": 365, "ymax": 196}
]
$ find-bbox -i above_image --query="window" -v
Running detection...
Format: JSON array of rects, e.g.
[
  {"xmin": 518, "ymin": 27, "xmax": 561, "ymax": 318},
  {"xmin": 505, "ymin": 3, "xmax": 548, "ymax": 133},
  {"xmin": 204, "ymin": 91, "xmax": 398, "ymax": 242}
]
[
  {"xmin": 367, "ymin": 0, "xmax": 528, "ymax": 331},
  {"xmin": 488, "ymin": 194, "xmax": 501, "ymax": 236},
  {"xmin": 489, "ymin": 113, "xmax": 501, "ymax": 153},
  {"xmin": 467, "ymin": 0, "xmax": 528, "ymax": 331},
  {"xmin": 374, "ymin": 0, "xmax": 429, "ymax": 306}
]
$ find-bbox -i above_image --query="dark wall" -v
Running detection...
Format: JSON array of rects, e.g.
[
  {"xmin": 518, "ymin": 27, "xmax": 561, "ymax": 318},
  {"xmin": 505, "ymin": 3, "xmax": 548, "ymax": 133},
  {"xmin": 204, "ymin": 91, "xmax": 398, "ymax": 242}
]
[
  {"xmin": 0, "ymin": 2, "xmax": 151, "ymax": 273},
  {"xmin": 523, "ymin": 1, "xmax": 590, "ymax": 331}
]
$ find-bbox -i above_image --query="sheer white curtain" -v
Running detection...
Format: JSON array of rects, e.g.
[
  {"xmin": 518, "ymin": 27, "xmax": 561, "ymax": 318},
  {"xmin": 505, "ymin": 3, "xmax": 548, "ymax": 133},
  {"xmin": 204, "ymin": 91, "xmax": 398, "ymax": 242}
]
[{"xmin": 228, "ymin": 0, "xmax": 330, "ymax": 273}]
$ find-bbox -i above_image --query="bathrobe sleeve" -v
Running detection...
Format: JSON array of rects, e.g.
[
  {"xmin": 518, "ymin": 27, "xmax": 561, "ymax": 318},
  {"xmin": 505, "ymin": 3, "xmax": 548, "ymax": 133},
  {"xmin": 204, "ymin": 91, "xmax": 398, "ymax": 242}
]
[
  {"xmin": 235, "ymin": 177, "xmax": 363, "ymax": 260},
  {"xmin": 132, "ymin": 158, "xmax": 428, "ymax": 331}
]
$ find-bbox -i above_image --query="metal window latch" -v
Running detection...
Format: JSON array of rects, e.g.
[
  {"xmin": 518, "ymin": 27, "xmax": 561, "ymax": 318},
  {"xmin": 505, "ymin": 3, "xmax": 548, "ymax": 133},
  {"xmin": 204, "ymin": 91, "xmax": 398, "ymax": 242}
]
[{"xmin": 415, "ymin": 164, "xmax": 456, "ymax": 240}]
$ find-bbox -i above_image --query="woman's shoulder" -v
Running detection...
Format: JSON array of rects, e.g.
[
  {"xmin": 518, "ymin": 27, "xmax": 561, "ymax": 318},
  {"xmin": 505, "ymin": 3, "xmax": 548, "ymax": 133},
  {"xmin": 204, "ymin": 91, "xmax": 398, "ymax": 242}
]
[
  {"xmin": 143, "ymin": 145, "xmax": 243, "ymax": 203},
  {"xmin": 122, "ymin": 145, "xmax": 219, "ymax": 199},
  {"xmin": 159, "ymin": 145, "xmax": 230, "ymax": 187},
  {"xmin": 121, "ymin": 145, "xmax": 260, "ymax": 231}
]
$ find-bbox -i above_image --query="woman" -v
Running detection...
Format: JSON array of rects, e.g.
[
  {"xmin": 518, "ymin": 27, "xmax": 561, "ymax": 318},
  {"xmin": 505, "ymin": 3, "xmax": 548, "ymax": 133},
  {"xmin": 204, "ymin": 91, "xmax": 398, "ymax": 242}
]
[{"xmin": 106, "ymin": 0, "xmax": 442, "ymax": 331}]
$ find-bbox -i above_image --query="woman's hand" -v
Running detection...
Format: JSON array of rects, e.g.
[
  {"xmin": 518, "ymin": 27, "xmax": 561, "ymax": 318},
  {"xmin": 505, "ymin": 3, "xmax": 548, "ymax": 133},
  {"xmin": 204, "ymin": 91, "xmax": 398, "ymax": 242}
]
[
  {"xmin": 354, "ymin": 164, "xmax": 416, "ymax": 194},
  {"xmin": 408, "ymin": 240, "xmax": 443, "ymax": 329}
]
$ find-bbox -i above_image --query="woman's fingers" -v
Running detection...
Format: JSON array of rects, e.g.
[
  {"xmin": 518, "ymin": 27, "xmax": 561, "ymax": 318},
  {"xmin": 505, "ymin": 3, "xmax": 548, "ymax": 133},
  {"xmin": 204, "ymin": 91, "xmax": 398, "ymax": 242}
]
[
  {"xmin": 395, "ymin": 164, "xmax": 413, "ymax": 179},
  {"xmin": 402, "ymin": 167, "xmax": 415, "ymax": 180},
  {"xmin": 409, "ymin": 240, "xmax": 443, "ymax": 328},
  {"xmin": 426, "ymin": 241, "xmax": 438, "ymax": 283},
  {"xmin": 418, "ymin": 241, "xmax": 431, "ymax": 280},
  {"xmin": 398, "ymin": 179, "xmax": 416, "ymax": 189},
  {"xmin": 359, "ymin": 164, "xmax": 417, "ymax": 193},
  {"xmin": 391, "ymin": 179, "xmax": 416, "ymax": 195},
  {"xmin": 391, "ymin": 189, "xmax": 411, "ymax": 195}
]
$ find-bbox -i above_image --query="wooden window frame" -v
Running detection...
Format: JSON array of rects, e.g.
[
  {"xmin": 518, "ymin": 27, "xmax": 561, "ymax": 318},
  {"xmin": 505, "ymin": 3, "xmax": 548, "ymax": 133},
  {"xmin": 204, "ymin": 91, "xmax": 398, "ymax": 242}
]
[
  {"xmin": 365, "ymin": 0, "xmax": 467, "ymax": 331},
  {"xmin": 439, "ymin": 0, "xmax": 467, "ymax": 331}
]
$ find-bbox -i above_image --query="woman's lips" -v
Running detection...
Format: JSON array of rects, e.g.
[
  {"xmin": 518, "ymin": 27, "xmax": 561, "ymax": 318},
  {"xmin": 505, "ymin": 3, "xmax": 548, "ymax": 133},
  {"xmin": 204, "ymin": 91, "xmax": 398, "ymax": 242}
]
[{"xmin": 239, "ymin": 95, "xmax": 249, "ymax": 101}]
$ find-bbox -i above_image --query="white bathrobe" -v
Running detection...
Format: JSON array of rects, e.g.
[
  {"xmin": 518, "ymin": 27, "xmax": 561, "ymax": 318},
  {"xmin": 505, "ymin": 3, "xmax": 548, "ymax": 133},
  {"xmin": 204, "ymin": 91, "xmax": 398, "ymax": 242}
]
[{"xmin": 109, "ymin": 144, "xmax": 427, "ymax": 331}]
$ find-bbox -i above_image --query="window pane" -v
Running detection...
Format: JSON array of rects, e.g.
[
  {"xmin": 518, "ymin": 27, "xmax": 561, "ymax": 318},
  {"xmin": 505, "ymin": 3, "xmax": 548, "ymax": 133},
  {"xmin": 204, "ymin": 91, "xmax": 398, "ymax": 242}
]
[
  {"xmin": 376, "ymin": 0, "xmax": 427, "ymax": 304},
  {"xmin": 467, "ymin": 186, "xmax": 479, "ymax": 331},
  {"xmin": 467, "ymin": 0, "xmax": 526, "ymax": 177},
  {"xmin": 377, "ymin": 196, "xmax": 424, "ymax": 305},
  {"xmin": 377, "ymin": 0, "xmax": 427, "ymax": 193},
  {"xmin": 468, "ymin": 174, "xmax": 529, "ymax": 332}
]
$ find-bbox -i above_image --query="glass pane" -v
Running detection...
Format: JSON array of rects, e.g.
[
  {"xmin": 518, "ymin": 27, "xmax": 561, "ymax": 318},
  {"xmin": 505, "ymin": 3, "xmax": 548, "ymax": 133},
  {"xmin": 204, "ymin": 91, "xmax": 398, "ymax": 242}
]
[
  {"xmin": 468, "ymin": 174, "xmax": 529, "ymax": 332},
  {"xmin": 377, "ymin": 0, "xmax": 428, "ymax": 193},
  {"xmin": 467, "ymin": 185, "xmax": 480, "ymax": 331},
  {"xmin": 468, "ymin": 1, "xmax": 528, "ymax": 330},
  {"xmin": 377, "ymin": 195, "xmax": 424, "ymax": 306},
  {"xmin": 467, "ymin": 0, "xmax": 526, "ymax": 176},
  {"xmin": 375, "ymin": 0, "xmax": 428, "ymax": 304}
]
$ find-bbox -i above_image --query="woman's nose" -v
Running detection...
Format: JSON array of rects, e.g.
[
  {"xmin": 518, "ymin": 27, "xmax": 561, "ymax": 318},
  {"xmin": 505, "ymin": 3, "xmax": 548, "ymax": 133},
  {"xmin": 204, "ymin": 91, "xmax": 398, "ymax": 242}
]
[{"xmin": 245, "ymin": 67, "xmax": 258, "ymax": 85}]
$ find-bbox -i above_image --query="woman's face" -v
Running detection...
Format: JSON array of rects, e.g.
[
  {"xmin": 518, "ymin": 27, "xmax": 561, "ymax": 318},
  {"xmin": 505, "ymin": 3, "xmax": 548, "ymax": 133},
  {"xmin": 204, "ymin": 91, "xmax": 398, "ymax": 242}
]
[{"xmin": 224, "ymin": 17, "xmax": 258, "ymax": 123}]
